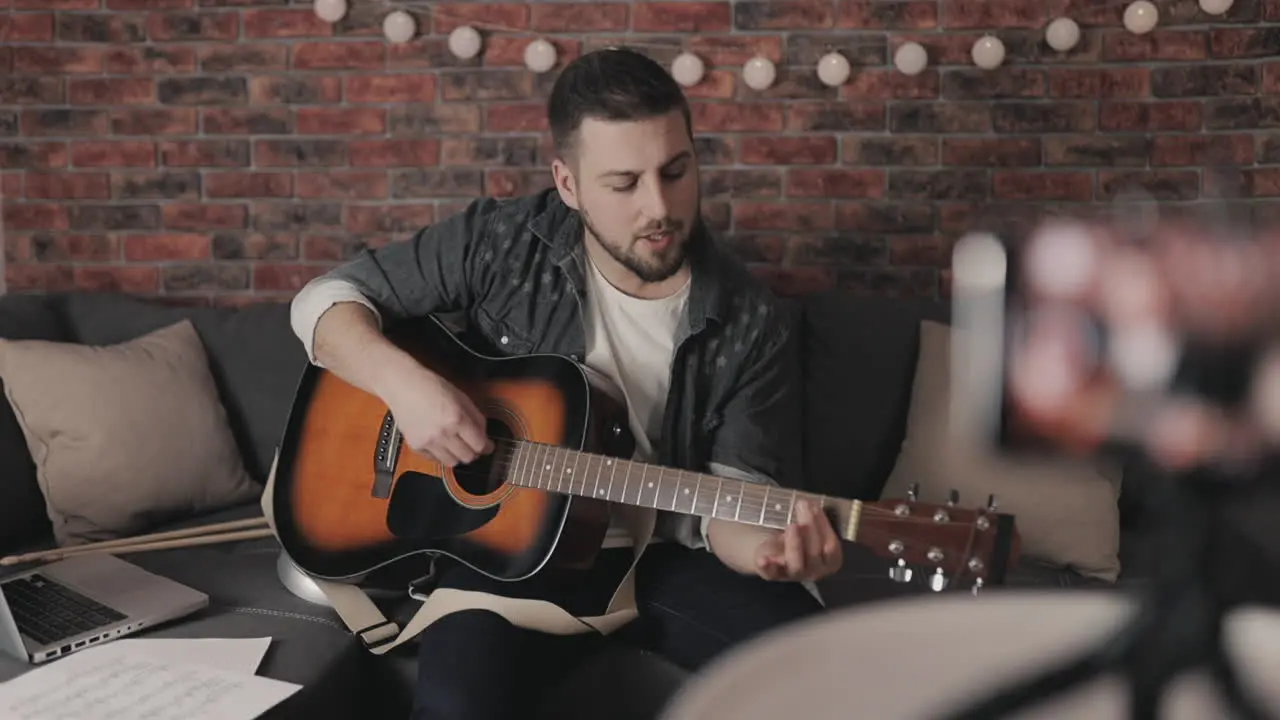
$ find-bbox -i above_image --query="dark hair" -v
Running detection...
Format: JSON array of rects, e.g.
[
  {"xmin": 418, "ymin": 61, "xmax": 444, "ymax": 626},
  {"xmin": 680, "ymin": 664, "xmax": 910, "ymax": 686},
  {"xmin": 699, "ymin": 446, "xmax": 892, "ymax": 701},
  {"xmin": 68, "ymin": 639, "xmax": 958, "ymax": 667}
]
[{"xmin": 547, "ymin": 47, "xmax": 693, "ymax": 161}]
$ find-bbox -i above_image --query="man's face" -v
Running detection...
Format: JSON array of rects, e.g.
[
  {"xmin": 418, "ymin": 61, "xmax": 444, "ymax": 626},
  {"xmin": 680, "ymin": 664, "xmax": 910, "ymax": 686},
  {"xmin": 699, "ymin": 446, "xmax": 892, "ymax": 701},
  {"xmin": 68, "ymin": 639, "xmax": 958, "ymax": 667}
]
[{"xmin": 554, "ymin": 109, "xmax": 700, "ymax": 285}]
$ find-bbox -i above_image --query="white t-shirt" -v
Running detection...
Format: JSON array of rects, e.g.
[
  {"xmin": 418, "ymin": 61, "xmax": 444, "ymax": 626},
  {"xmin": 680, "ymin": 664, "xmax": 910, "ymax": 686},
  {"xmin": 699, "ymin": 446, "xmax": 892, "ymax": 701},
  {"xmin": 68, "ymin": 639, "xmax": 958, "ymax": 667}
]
[{"xmin": 579, "ymin": 251, "xmax": 690, "ymax": 547}]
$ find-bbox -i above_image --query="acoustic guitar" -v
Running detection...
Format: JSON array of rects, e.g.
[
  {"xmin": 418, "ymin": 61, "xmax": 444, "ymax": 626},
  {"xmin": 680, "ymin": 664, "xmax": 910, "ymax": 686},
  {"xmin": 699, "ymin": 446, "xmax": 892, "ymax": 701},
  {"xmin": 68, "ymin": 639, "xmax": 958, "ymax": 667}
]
[{"xmin": 269, "ymin": 314, "xmax": 1021, "ymax": 593}]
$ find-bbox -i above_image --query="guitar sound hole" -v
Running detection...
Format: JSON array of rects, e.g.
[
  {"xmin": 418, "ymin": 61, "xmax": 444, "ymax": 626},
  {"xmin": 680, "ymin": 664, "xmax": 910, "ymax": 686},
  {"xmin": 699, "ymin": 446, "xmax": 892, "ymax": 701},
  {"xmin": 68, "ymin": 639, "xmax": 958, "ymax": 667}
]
[{"xmin": 452, "ymin": 418, "xmax": 516, "ymax": 497}]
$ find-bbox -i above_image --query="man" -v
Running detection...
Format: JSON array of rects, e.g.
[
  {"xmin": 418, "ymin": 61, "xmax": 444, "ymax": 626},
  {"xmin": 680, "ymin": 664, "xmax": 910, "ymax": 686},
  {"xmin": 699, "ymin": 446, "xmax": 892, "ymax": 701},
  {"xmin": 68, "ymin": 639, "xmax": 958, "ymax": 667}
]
[{"xmin": 289, "ymin": 47, "xmax": 842, "ymax": 720}]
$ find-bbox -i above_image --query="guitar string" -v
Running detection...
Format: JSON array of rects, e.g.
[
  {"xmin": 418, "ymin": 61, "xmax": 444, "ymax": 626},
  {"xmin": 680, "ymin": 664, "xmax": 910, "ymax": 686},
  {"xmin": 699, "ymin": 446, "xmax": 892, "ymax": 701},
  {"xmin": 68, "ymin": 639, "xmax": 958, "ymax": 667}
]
[
  {"xmin": 414, "ymin": 434, "xmax": 994, "ymax": 525},
  {"xmin": 451, "ymin": 438, "xmax": 997, "ymax": 577}
]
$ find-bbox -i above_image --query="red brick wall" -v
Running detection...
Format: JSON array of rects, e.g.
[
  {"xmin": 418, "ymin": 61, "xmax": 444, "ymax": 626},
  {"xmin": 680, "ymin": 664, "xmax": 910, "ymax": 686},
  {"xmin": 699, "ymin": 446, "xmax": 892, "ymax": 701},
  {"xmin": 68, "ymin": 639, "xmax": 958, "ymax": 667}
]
[{"xmin": 2, "ymin": 0, "xmax": 1279, "ymax": 304}]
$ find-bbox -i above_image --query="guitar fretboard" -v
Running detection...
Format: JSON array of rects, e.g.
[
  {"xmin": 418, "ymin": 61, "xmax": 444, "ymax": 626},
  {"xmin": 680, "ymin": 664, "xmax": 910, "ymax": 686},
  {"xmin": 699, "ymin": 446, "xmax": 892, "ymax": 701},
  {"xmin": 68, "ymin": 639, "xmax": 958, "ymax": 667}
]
[{"xmin": 501, "ymin": 440, "xmax": 861, "ymax": 541}]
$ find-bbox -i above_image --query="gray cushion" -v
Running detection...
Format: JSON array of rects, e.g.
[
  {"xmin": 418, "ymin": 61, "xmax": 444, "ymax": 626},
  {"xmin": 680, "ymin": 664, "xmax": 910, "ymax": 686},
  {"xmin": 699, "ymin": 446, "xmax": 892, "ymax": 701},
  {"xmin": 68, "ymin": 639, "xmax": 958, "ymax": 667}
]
[
  {"xmin": 51, "ymin": 293, "xmax": 309, "ymax": 484},
  {"xmin": 0, "ymin": 294, "xmax": 67, "ymax": 554},
  {"xmin": 800, "ymin": 293, "xmax": 949, "ymax": 500}
]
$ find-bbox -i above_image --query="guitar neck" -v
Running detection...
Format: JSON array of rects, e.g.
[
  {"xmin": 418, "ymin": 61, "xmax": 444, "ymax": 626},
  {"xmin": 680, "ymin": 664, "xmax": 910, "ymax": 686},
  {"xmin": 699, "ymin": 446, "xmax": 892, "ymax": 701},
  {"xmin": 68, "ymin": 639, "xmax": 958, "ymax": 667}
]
[{"xmin": 503, "ymin": 440, "xmax": 862, "ymax": 541}]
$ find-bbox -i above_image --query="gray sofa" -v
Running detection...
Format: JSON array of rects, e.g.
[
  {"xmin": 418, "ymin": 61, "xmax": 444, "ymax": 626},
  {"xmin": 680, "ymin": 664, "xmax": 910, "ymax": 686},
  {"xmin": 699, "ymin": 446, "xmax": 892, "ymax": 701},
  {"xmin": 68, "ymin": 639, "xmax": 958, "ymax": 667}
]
[{"xmin": 2, "ymin": 289, "xmax": 1279, "ymax": 719}]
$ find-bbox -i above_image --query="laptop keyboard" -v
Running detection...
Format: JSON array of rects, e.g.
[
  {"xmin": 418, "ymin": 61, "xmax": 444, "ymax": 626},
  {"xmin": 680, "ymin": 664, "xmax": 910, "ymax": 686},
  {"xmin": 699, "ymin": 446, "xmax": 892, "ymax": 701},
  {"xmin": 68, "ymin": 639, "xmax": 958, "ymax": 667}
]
[{"xmin": 3, "ymin": 574, "xmax": 127, "ymax": 646}]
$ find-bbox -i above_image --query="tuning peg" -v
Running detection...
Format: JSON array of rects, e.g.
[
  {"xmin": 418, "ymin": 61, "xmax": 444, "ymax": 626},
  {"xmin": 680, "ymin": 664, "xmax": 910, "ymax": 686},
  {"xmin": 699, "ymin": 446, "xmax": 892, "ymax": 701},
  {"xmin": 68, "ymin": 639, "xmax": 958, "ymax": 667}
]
[
  {"xmin": 929, "ymin": 567, "xmax": 948, "ymax": 592},
  {"xmin": 947, "ymin": 489, "xmax": 959, "ymax": 507},
  {"xmin": 907, "ymin": 483, "xmax": 919, "ymax": 502},
  {"xmin": 971, "ymin": 578, "xmax": 984, "ymax": 597},
  {"xmin": 889, "ymin": 558, "xmax": 913, "ymax": 583}
]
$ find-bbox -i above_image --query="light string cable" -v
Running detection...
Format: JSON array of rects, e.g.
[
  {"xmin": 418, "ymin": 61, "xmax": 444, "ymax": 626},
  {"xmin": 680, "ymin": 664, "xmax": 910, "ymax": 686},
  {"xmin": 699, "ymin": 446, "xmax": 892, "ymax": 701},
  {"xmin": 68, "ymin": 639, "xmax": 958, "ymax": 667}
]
[{"xmin": 373, "ymin": 0, "xmax": 897, "ymax": 76}]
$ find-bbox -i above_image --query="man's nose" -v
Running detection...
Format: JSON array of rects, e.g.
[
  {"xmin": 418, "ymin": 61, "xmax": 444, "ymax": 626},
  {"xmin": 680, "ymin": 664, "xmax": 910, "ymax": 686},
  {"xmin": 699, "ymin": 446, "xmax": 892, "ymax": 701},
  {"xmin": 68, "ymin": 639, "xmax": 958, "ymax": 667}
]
[{"xmin": 642, "ymin": 180, "xmax": 670, "ymax": 220}]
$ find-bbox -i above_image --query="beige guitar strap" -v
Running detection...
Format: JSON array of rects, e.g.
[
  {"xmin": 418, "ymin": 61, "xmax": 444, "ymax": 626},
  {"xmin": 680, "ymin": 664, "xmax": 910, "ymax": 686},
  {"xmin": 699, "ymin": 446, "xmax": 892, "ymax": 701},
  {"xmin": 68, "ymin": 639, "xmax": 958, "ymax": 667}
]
[{"xmin": 260, "ymin": 450, "xmax": 655, "ymax": 655}]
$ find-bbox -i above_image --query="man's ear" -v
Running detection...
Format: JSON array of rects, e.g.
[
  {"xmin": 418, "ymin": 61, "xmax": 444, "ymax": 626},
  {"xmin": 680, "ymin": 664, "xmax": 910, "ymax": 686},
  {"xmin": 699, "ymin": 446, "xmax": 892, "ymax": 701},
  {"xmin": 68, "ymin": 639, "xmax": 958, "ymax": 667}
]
[{"xmin": 551, "ymin": 157, "xmax": 580, "ymax": 211}]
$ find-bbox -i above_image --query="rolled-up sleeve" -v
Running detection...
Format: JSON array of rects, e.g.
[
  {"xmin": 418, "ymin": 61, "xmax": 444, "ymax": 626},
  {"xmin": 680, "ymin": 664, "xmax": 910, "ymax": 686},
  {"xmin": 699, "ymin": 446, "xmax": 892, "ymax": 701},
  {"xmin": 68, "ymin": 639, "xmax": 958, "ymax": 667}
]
[
  {"xmin": 290, "ymin": 278, "xmax": 383, "ymax": 366},
  {"xmin": 288, "ymin": 196, "xmax": 498, "ymax": 365}
]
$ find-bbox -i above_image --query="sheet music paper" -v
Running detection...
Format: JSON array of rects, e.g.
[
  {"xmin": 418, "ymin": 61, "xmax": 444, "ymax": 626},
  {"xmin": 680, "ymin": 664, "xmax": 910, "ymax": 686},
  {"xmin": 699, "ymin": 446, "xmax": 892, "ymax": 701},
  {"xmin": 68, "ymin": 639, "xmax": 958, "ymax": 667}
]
[
  {"xmin": 0, "ymin": 638, "xmax": 299, "ymax": 720},
  {"xmin": 104, "ymin": 637, "xmax": 273, "ymax": 675}
]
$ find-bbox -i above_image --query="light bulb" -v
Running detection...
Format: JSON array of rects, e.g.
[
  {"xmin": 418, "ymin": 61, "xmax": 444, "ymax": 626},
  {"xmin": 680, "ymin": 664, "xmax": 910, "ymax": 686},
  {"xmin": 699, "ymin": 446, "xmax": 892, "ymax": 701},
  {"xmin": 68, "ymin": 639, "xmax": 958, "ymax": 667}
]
[
  {"xmin": 742, "ymin": 56, "xmax": 776, "ymax": 91},
  {"xmin": 448, "ymin": 25, "xmax": 482, "ymax": 59},
  {"xmin": 524, "ymin": 39, "xmax": 557, "ymax": 73},
  {"xmin": 382, "ymin": 10, "xmax": 416, "ymax": 44},
  {"xmin": 313, "ymin": 0, "xmax": 347, "ymax": 23},
  {"xmin": 670, "ymin": 51, "xmax": 704, "ymax": 87},
  {"xmin": 971, "ymin": 35, "xmax": 1005, "ymax": 70},
  {"xmin": 1123, "ymin": 1, "xmax": 1159, "ymax": 34},
  {"xmin": 1045, "ymin": 17, "xmax": 1080, "ymax": 52},
  {"xmin": 816, "ymin": 51, "xmax": 850, "ymax": 87},
  {"xmin": 1198, "ymin": 0, "xmax": 1233, "ymax": 14},
  {"xmin": 893, "ymin": 42, "xmax": 928, "ymax": 76}
]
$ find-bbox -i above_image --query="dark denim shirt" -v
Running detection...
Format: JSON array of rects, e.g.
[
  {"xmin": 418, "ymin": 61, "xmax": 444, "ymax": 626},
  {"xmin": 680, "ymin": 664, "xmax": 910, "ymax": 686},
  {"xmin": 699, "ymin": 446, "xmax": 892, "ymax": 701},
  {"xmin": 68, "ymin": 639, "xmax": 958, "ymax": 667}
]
[{"xmin": 316, "ymin": 188, "xmax": 795, "ymax": 529}]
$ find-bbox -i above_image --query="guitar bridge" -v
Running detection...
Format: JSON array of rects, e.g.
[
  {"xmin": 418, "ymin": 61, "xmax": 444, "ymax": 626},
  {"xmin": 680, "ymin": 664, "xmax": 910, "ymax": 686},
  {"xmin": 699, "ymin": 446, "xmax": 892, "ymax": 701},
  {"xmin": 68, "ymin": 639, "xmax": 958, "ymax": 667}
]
[{"xmin": 373, "ymin": 410, "xmax": 401, "ymax": 499}]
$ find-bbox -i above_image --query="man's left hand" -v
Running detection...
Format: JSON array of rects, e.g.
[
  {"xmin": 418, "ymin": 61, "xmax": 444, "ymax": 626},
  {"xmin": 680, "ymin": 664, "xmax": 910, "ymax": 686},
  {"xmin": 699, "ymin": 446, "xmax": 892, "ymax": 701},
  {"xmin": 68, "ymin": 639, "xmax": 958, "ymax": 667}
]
[{"xmin": 753, "ymin": 500, "xmax": 843, "ymax": 582}]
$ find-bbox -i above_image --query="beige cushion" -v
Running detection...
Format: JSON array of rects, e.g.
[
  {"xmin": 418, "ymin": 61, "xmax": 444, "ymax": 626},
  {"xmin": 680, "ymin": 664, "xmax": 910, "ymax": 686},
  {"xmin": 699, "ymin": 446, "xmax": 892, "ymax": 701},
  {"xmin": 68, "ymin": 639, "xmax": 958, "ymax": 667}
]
[
  {"xmin": 0, "ymin": 319, "xmax": 260, "ymax": 546},
  {"xmin": 881, "ymin": 320, "xmax": 1123, "ymax": 581}
]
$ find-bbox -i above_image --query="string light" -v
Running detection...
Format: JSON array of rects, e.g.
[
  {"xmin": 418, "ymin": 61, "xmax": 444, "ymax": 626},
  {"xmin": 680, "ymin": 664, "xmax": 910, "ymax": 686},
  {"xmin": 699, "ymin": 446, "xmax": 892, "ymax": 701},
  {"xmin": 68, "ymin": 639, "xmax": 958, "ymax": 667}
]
[
  {"xmin": 893, "ymin": 42, "xmax": 929, "ymax": 76},
  {"xmin": 816, "ymin": 51, "xmax": 851, "ymax": 87},
  {"xmin": 447, "ymin": 25, "xmax": 482, "ymax": 60},
  {"xmin": 382, "ymin": 9, "xmax": 416, "ymax": 44},
  {"xmin": 971, "ymin": 35, "xmax": 1005, "ymax": 70},
  {"xmin": 313, "ymin": 0, "xmax": 347, "ymax": 23},
  {"xmin": 1045, "ymin": 17, "xmax": 1081, "ymax": 52},
  {"xmin": 370, "ymin": 3, "xmax": 889, "ymax": 86},
  {"xmin": 1123, "ymin": 1, "xmax": 1159, "ymax": 34},
  {"xmin": 670, "ymin": 51, "xmax": 705, "ymax": 87},
  {"xmin": 309, "ymin": 1, "xmax": 1184, "ymax": 85},
  {"xmin": 524, "ymin": 38, "xmax": 558, "ymax": 73},
  {"xmin": 742, "ymin": 55, "xmax": 777, "ymax": 91},
  {"xmin": 315, "ymin": 2, "xmax": 1233, "ymax": 86}
]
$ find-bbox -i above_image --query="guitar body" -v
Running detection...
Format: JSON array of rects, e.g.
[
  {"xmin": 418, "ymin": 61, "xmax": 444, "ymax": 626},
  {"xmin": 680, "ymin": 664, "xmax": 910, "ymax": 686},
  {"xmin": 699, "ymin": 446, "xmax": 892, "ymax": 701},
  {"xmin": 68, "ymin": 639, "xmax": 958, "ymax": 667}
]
[{"xmin": 271, "ymin": 315, "xmax": 634, "ymax": 583}]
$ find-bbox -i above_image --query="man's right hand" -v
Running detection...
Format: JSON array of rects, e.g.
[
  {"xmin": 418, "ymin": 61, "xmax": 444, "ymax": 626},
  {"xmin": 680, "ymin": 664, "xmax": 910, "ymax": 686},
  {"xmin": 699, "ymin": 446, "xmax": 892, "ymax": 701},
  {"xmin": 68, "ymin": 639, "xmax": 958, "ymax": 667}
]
[
  {"xmin": 382, "ymin": 364, "xmax": 494, "ymax": 468},
  {"xmin": 307, "ymin": 301, "xmax": 494, "ymax": 468}
]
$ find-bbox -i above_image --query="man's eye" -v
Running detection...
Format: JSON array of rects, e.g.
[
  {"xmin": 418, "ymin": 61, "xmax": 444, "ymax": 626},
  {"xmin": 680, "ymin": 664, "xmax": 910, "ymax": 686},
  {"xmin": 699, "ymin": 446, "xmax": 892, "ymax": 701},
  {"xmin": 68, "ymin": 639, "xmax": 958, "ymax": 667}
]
[
  {"xmin": 662, "ymin": 167, "xmax": 687, "ymax": 181},
  {"xmin": 611, "ymin": 181, "xmax": 637, "ymax": 193}
]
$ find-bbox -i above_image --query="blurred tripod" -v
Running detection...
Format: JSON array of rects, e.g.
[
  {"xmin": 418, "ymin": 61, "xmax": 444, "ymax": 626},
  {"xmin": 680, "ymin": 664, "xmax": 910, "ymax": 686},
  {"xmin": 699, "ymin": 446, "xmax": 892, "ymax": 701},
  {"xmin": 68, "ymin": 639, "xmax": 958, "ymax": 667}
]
[
  {"xmin": 942, "ymin": 163, "xmax": 1280, "ymax": 719},
  {"xmin": 938, "ymin": 456, "xmax": 1276, "ymax": 720}
]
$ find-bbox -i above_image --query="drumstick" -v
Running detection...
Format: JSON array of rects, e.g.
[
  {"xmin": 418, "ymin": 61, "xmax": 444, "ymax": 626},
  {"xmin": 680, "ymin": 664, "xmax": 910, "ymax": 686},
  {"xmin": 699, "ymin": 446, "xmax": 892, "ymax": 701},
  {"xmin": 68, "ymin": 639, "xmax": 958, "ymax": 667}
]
[
  {"xmin": 0, "ymin": 529, "xmax": 277, "ymax": 566},
  {"xmin": 0, "ymin": 516, "xmax": 272, "ymax": 566}
]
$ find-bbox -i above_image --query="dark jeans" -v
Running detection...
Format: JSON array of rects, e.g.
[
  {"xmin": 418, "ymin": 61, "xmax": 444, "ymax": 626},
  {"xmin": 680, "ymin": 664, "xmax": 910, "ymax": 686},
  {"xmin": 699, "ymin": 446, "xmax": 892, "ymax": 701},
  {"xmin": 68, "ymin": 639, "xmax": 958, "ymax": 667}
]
[{"xmin": 409, "ymin": 542, "xmax": 824, "ymax": 720}]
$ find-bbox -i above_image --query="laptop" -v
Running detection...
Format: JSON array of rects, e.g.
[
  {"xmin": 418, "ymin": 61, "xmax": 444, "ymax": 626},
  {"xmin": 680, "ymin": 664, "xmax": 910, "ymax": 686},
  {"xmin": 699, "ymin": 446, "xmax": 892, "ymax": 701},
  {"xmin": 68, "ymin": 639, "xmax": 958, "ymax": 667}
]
[{"xmin": 0, "ymin": 553, "xmax": 209, "ymax": 665}]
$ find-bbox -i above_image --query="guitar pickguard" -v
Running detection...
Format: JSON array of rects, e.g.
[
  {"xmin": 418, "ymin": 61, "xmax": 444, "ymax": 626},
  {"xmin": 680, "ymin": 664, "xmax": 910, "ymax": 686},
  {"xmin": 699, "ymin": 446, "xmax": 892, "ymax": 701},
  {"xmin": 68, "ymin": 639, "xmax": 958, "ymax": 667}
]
[{"xmin": 386, "ymin": 471, "xmax": 499, "ymax": 540}]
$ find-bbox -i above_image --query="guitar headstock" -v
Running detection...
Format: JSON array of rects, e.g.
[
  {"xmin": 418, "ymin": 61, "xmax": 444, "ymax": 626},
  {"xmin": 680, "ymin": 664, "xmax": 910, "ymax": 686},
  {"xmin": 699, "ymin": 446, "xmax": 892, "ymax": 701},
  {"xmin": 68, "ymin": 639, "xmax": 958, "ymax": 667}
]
[{"xmin": 857, "ymin": 485, "xmax": 1021, "ymax": 594}]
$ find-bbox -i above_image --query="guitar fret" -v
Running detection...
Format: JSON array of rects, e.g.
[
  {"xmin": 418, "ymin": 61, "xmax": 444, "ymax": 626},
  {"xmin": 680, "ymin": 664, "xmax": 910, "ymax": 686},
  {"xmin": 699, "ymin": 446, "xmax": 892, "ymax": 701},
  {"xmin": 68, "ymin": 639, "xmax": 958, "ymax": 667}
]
[
  {"xmin": 522, "ymin": 443, "xmax": 535, "ymax": 489},
  {"xmin": 592, "ymin": 453, "xmax": 602, "ymax": 499},
  {"xmin": 591, "ymin": 453, "xmax": 606, "ymax": 491},
  {"xmin": 654, "ymin": 467, "xmax": 671, "ymax": 510},
  {"xmin": 640, "ymin": 465, "xmax": 656, "ymax": 508},
  {"xmin": 546, "ymin": 445, "xmax": 559, "ymax": 492},
  {"xmin": 499, "ymin": 441, "xmax": 855, "ymax": 540},
  {"xmin": 510, "ymin": 441, "xmax": 525, "ymax": 488},
  {"xmin": 554, "ymin": 446, "xmax": 567, "ymax": 493},
  {"xmin": 606, "ymin": 455, "xmax": 618, "ymax": 502}
]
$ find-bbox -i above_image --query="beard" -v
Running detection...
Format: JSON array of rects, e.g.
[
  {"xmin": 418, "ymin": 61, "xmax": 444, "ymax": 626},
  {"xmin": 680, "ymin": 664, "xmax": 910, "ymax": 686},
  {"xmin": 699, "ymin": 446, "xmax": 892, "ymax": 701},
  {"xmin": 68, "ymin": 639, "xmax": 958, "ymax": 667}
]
[{"xmin": 580, "ymin": 205, "xmax": 693, "ymax": 284}]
